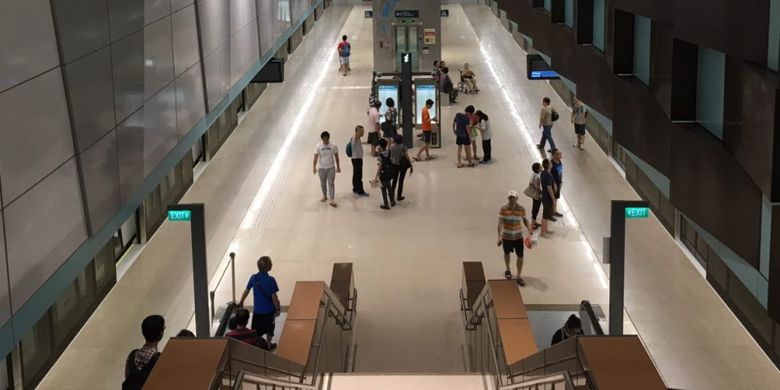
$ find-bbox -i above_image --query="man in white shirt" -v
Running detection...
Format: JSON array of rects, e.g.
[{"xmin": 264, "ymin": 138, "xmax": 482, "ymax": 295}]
[
  {"xmin": 313, "ymin": 131, "xmax": 341, "ymax": 207},
  {"xmin": 367, "ymin": 101, "xmax": 381, "ymax": 155}
]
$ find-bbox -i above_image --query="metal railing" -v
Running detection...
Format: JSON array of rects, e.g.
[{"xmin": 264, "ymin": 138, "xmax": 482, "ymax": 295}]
[
  {"xmin": 461, "ymin": 284, "xmax": 595, "ymax": 389},
  {"xmin": 498, "ymin": 371, "xmax": 575, "ymax": 390}
]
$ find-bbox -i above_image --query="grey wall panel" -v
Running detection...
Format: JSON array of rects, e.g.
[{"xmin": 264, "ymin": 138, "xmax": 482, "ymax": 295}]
[
  {"xmin": 231, "ymin": 0, "xmax": 256, "ymax": 36},
  {"xmin": 63, "ymin": 47, "xmax": 116, "ymax": 152},
  {"xmin": 117, "ymin": 109, "xmax": 145, "ymax": 203},
  {"xmin": 203, "ymin": 44, "xmax": 230, "ymax": 110},
  {"xmin": 175, "ymin": 62, "xmax": 206, "ymax": 138},
  {"xmin": 142, "ymin": 84, "xmax": 178, "ymax": 176},
  {"xmin": 51, "ymin": 0, "xmax": 110, "ymax": 63},
  {"xmin": 0, "ymin": 0, "xmax": 60, "ymax": 91},
  {"xmin": 0, "ymin": 213, "xmax": 10, "ymax": 325},
  {"xmin": 290, "ymin": 0, "xmax": 307, "ymax": 23},
  {"xmin": 5, "ymin": 159, "xmax": 87, "ymax": 312},
  {"xmin": 172, "ymin": 5, "xmax": 201, "ymax": 77},
  {"xmin": 171, "ymin": 0, "xmax": 195, "ymax": 12},
  {"xmin": 144, "ymin": 0, "xmax": 172, "ymax": 25},
  {"xmin": 230, "ymin": 21, "xmax": 260, "ymax": 86},
  {"xmin": 143, "ymin": 16, "xmax": 175, "ymax": 100},
  {"xmin": 107, "ymin": 0, "xmax": 144, "ymax": 42},
  {"xmin": 112, "ymin": 31, "xmax": 144, "ymax": 124},
  {"xmin": 198, "ymin": 0, "xmax": 230, "ymax": 56},
  {"xmin": 80, "ymin": 130, "xmax": 121, "ymax": 232},
  {"xmin": 257, "ymin": 0, "xmax": 276, "ymax": 54},
  {"xmin": 0, "ymin": 70, "xmax": 74, "ymax": 205}
]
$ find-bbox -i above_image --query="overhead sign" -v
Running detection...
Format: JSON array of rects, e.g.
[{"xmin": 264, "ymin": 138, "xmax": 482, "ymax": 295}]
[
  {"xmin": 168, "ymin": 210, "xmax": 192, "ymax": 221},
  {"xmin": 364, "ymin": 10, "xmax": 373, "ymax": 18},
  {"xmin": 526, "ymin": 54, "xmax": 560, "ymax": 80},
  {"xmin": 624, "ymin": 207, "xmax": 650, "ymax": 219},
  {"xmin": 441, "ymin": 9, "xmax": 450, "ymax": 17},
  {"xmin": 395, "ymin": 10, "xmax": 419, "ymax": 18}
]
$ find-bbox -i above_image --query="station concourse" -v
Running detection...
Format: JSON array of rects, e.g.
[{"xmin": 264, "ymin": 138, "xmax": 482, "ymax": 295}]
[{"xmin": 0, "ymin": 0, "xmax": 778, "ymax": 389}]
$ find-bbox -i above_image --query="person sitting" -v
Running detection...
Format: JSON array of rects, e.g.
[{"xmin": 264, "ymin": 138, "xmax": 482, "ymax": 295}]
[
  {"xmin": 226, "ymin": 308, "xmax": 263, "ymax": 347},
  {"xmin": 551, "ymin": 314, "xmax": 583, "ymax": 345},
  {"xmin": 461, "ymin": 63, "xmax": 479, "ymax": 93},
  {"xmin": 440, "ymin": 67, "xmax": 458, "ymax": 104}
]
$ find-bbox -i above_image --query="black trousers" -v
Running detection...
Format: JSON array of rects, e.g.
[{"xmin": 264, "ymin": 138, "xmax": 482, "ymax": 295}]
[
  {"xmin": 391, "ymin": 165, "xmax": 409, "ymax": 198},
  {"xmin": 380, "ymin": 179, "xmax": 395, "ymax": 207},
  {"xmin": 532, "ymin": 198, "xmax": 542, "ymax": 221},
  {"xmin": 482, "ymin": 139, "xmax": 492, "ymax": 162},
  {"xmin": 351, "ymin": 158, "xmax": 364, "ymax": 194}
]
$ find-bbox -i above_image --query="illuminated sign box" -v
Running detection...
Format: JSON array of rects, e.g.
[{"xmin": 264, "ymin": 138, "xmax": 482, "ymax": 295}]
[
  {"xmin": 526, "ymin": 54, "xmax": 560, "ymax": 80},
  {"xmin": 624, "ymin": 207, "xmax": 650, "ymax": 219},
  {"xmin": 395, "ymin": 10, "xmax": 419, "ymax": 18},
  {"xmin": 168, "ymin": 210, "xmax": 192, "ymax": 221}
]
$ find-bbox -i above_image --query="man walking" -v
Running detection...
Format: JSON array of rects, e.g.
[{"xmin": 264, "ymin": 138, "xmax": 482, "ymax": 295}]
[
  {"xmin": 313, "ymin": 131, "xmax": 340, "ymax": 207},
  {"xmin": 238, "ymin": 256, "xmax": 281, "ymax": 350},
  {"xmin": 350, "ymin": 125, "xmax": 368, "ymax": 196},
  {"xmin": 390, "ymin": 134, "xmax": 413, "ymax": 201},
  {"xmin": 537, "ymin": 97, "xmax": 556, "ymax": 153},
  {"xmin": 571, "ymin": 98, "xmax": 588, "ymax": 149},
  {"xmin": 497, "ymin": 190, "xmax": 534, "ymax": 286},
  {"xmin": 551, "ymin": 149, "xmax": 564, "ymax": 217},
  {"xmin": 414, "ymin": 99, "xmax": 436, "ymax": 161},
  {"xmin": 373, "ymin": 139, "xmax": 395, "ymax": 210},
  {"xmin": 337, "ymin": 35, "xmax": 351, "ymax": 76}
]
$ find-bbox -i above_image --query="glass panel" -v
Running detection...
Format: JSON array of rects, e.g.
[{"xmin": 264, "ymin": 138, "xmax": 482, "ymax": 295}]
[
  {"xmin": 52, "ymin": 267, "xmax": 96, "ymax": 348},
  {"xmin": 633, "ymin": 15, "xmax": 652, "ymax": 85},
  {"xmin": 592, "ymin": 0, "xmax": 606, "ymax": 50},
  {"xmin": 696, "ymin": 47, "xmax": 726, "ymax": 139},
  {"xmin": 21, "ymin": 312, "xmax": 51, "ymax": 387},
  {"xmin": 544, "ymin": 0, "xmax": 552, "ymax": 12},
  {"xmin": 565, "ymin": 0, "xmax": 575, "ymax": 28},
  {"xmin": 415, "ymin": 84, "xmax": 437, "ymax": 125},
  {"xmin": 395, "ymin": 26, "xmax": 406, "ymax": 70},
  {"xmin": 95, "ymin": 241, "xmax": 117, "ymax": 291},
  {"xmin": 409, "ymin": 26, "xmax": 419, "ymax": 71},
  {"xmin": 0, "ymin": 357, "xmax": 8, "ymax": 389}
]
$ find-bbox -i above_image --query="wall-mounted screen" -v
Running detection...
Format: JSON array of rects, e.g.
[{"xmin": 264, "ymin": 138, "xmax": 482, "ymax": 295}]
[
  {"xmin": 415, "ymin": 84, "xmax": 437, "ymax": 125},
  {"xmin": 527, "ymin": 54, "xmax": 560, "ymax": 80},
  {"xmin": 252, "ymin": 58, "xmax": 284, "ymax": 83}
]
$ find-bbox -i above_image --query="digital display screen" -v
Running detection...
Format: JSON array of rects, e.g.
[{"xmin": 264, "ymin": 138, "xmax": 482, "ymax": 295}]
[
  {"xmin": 526, "ymin": 54, "xmax": 560, "ymax": 80},
  {"xmin": 377, "ymin": 84, "xmax": 398, "ymax": 118},
  {"xmin": 415, "ymin": 84, "xmax": 437, "ymax": 125}
]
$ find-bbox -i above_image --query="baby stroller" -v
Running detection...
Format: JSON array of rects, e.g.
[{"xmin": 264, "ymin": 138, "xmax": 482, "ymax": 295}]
[{"xmin": 458, "ymin": 69, "xmax": 479, "ymax": 94}]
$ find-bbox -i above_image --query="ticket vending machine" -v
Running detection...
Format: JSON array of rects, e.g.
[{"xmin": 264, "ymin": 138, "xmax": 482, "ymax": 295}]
[
  {"xmin": 414, "ymin": 79, "xmax": 441, "ymax": 148},
  {"xmin": 376, "ymin": 80, "xmax": 399, "ymax": 119}
]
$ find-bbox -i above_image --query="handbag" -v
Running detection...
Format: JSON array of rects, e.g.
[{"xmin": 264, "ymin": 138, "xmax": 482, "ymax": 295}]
[{"xmin": 523, "ymin": 173, "xmax": 541, "ymax": 200}]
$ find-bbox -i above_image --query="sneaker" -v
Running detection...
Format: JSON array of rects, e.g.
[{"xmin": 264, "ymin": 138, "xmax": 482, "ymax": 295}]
[
  {"xmin": 579, "ymin": 144, "xmax": 584, "ymax": 150},
  {"xmin": 516, "ymin": 278, "xmax": 526, "ymax": 287},
  {"xmin": 390, "ymin": 202, "xmax": 396, "ymax": 207},
  {"xmin": 504, "ymin": 270, "xmax": 512, "ymax": 279}
]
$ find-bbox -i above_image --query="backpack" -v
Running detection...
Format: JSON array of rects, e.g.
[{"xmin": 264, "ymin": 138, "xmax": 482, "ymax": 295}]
[
  {"xmin": 443, "ymin": 77, "xmax": 453, "ymax": 93},
  {"xmin": 341, "ymin": 42, "xmax": 350, "ymax": 57},
  {"xmin": 379, "ymin": 153, "xmax": 393, "ymax": 180},
  {"xmin": 345, "ymin": 138, "xmax": 353, "ymax": 158},
  {"xmin": 122, "ymin": 349, "xmax": 160, "ymax": 390},
  {"xmin": 551, "ymin": 109, "xmax": 559, "ymax": 122}
]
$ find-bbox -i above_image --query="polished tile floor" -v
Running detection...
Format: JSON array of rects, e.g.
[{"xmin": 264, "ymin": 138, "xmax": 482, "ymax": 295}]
[{"xmin": 40, "ymin": 3, "xmax": 780, "ymax": 389}]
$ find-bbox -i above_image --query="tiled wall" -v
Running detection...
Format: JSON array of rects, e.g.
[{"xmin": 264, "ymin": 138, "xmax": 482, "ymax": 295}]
[{"xmin": 0, "ymin": 0, "xmax": 324, "ymax": 383}]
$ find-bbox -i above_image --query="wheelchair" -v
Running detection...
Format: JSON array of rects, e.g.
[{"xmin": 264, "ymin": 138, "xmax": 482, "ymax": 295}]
[{"xmin": 458, "ymin": 69, "xmax": 479, "ymax": 94}]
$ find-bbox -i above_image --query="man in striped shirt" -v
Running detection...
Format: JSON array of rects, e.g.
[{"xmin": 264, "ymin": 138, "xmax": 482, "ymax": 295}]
[{"xmin": 497, "ymin": 190, "xmax": 534, "ymax": 286}]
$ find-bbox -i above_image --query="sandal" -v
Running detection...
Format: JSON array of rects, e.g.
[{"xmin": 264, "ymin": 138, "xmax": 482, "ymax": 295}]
[
  {"xmin": 516, "ymin": 278, "xmax": 526, "ymax": 286},
  {"xmin": 457, "ymin": 163, "xmax": 465, "ymax": 168},
  {"xmin": 504, "ymin": 271, "xmax": 512, "ymax": 280}
]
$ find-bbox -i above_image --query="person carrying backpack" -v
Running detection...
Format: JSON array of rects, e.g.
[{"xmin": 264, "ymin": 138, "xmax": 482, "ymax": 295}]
[
  {"xmin": 373, "ymin": 139, "xmax": 396, "ymax": 209},
  {"xmin": 337, "ymin": 35, "xmax": 351, "ymax": 76},
  {"xmin": 122, "ymin": 315, "xmax": 165, "ymax": 390}
]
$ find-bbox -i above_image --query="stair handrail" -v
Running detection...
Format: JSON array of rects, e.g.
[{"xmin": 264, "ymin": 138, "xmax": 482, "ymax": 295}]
[
  {"xmin": 498, "ymin": 371, "xmax": 575, "ymax": 390},
  {"xmin": 232, "ymin": 370, "xmax": 319, "ymax": 390}
]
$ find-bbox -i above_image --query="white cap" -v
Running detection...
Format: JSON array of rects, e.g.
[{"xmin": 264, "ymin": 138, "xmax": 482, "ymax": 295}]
[{"xmin": 508, "ymin": 190, "xmax": 518, "ymax": 198}]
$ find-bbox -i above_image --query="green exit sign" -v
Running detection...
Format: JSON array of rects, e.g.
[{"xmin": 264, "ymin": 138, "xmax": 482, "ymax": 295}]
[
  {"xmin": 168, "ymin": 210, "xmax": 191, "ymax": 221},
  {"xmin": 625, "ymin": 207, "xmax": 649, "ymax": 219}
]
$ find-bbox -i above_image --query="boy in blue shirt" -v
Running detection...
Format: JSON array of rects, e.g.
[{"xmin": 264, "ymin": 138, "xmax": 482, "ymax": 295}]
[{"xmin": 238, "ymin": 256, "xmax": 280, "ymax": 350}]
